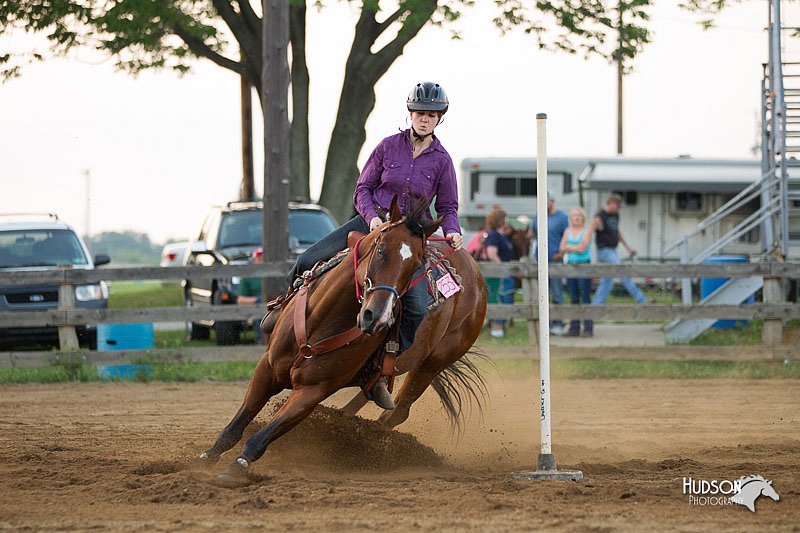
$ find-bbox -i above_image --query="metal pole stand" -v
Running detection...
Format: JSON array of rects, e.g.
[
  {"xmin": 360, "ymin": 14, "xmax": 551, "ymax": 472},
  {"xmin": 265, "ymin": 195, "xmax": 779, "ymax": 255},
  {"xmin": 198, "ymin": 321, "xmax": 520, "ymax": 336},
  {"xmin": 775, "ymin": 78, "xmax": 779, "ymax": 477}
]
[{"xmin": 512, "ymin": 113, "xmax": 583, "ymax": 483}]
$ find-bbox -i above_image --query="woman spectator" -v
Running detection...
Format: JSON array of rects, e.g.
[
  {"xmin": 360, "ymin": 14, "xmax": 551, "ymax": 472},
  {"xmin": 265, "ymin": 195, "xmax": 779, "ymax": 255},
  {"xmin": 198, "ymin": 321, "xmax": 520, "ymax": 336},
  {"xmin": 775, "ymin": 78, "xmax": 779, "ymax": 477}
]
[
  {"xmin": 484, "ymin": 208, "xmax": 516, "ymax": 338},
  {"xmin": 559, "ymin": 207, "xmax": 594, "ymax": 337}
]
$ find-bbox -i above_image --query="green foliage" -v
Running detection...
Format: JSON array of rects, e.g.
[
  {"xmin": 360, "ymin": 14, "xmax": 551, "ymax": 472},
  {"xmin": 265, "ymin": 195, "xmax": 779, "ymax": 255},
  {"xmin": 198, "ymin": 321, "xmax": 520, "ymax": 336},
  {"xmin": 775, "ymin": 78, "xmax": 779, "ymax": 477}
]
[
  {"xmin": 493, "ymin": 0, "xmax": 653, "ymax": 72},
  {"xmin": 84, "ymin": 230, "xmax": 163, "ymax": 265}
]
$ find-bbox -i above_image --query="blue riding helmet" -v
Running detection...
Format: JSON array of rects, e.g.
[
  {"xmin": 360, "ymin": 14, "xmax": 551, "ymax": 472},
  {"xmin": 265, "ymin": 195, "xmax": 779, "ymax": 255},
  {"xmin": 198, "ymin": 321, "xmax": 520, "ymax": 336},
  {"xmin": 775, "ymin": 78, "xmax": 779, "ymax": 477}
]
[{"xmin": 407, "ymin": 82, "xmax": 449, "ymax": 114}]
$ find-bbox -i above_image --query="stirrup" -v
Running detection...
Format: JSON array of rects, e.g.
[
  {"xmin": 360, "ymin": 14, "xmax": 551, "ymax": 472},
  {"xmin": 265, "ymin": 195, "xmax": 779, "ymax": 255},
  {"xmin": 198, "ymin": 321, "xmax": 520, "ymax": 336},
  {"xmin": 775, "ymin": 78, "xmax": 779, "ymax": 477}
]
[{"xmin": 368, "ymin": 377, "xmax": 396, "ymax": 410}]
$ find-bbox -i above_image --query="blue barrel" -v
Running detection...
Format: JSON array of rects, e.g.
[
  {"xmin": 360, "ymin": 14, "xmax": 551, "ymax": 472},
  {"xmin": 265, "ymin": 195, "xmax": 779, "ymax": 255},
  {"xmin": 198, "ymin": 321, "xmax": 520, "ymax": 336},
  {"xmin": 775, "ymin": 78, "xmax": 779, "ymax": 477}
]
[
  {"xmin": 97, "ymin": 323, "xmax": 154, "ymax": 351},
  {"xmin": 700, "ymin": 255, "xmax": 754, "ymax": 329}
]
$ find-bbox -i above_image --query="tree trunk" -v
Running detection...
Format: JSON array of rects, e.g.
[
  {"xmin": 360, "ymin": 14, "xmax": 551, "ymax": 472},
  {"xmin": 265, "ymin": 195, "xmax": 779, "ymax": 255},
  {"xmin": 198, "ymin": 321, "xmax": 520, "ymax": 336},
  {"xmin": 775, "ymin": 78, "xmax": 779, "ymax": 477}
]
[
  {"xmin": 289, "ymin": 0, "xmax": 310, "ymax": 200},
  {"xmin": 318, "ymin": 1, "xmax": 436, "ymax": 223},
  {"xmin": 319, "ymin": 57, "xmax": 376, "ymax": 222}
]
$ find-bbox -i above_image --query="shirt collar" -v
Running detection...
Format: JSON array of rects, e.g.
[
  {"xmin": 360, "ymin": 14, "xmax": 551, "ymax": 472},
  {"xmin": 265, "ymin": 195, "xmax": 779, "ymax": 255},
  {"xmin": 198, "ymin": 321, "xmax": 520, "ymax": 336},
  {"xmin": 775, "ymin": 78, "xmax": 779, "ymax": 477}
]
[{"xmin": 403, "ymin": 128, "xmax": 445, "ymax": 153}]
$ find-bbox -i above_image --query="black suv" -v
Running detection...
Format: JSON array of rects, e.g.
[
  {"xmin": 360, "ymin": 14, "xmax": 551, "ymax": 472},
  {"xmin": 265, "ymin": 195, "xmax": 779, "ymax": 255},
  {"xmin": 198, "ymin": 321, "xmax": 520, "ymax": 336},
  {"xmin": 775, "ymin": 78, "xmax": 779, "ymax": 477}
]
[
  {"xmin": 183, "ymin": 201, "xmax": 337, "ymax": 345},
  {"xmin": 0, "ymin": 214, "xmax": 111, "ymax": 349}
]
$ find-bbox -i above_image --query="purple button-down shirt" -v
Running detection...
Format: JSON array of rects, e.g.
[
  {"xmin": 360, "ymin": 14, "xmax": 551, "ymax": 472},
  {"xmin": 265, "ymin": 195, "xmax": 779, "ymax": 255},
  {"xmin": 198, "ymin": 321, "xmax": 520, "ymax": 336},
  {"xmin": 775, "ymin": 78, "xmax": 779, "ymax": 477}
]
[{"xmin": 353, "ymin": 130, "xmax": 461, "ymax": 236}]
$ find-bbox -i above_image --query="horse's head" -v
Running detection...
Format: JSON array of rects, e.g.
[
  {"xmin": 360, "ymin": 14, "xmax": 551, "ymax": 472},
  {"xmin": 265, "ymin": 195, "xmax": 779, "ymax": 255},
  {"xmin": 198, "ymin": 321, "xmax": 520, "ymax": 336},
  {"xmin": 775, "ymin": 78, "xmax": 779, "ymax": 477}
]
[{"xmin": 355, "ymin": 197, "xmax": 441, "ymax": 335}]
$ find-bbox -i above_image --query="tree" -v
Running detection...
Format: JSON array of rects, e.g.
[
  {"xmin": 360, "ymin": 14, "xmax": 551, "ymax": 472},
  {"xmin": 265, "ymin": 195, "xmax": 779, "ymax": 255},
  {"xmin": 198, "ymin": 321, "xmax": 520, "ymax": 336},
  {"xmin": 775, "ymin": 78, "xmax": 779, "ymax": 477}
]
[
  {"xmin": 494, "ymin": 1, "xmax": 653, "ymax": 154},
  {"xmin": 1, "ymin": 1, "xmax": 655, "ymax": 221}
]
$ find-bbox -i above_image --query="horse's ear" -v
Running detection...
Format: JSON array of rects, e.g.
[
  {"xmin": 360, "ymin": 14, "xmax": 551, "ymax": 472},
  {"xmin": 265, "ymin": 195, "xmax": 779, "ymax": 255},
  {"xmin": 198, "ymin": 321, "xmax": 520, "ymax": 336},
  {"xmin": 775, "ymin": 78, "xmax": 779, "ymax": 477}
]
[
  {"xmin": 423, "ymin": 215, "xmax": 444, "ymax": 239},
  {"xmin": 389, "ymin": 195, "xmax": 402, "ymax": 222}
]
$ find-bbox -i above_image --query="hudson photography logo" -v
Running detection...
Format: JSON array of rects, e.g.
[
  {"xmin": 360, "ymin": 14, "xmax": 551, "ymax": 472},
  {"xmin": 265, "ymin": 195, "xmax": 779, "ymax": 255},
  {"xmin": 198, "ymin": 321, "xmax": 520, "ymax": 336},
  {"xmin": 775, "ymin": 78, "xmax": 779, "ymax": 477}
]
[{"xmin": 682, "ymin": 475, "xmax": 780, "ymax": 512}]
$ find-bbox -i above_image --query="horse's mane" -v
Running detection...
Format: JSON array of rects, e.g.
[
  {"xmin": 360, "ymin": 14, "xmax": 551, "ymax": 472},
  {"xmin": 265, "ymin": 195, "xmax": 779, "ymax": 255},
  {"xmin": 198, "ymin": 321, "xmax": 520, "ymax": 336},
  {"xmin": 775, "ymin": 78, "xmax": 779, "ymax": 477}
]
[
  {"xmin": 404, "ymin": 198, "xmax": 434, "ymax": 237},
  {"xmin": 739, "ymin": 475, "xmax": 769, "ymax": 485}
]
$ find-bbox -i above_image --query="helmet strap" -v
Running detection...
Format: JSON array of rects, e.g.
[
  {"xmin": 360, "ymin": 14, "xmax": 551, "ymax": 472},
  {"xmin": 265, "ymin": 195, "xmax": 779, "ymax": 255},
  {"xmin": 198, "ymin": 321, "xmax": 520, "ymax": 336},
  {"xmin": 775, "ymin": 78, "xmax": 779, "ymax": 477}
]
[{"xmin": 410, "ymin": 126, "xmax": 432, "ymax": 142}]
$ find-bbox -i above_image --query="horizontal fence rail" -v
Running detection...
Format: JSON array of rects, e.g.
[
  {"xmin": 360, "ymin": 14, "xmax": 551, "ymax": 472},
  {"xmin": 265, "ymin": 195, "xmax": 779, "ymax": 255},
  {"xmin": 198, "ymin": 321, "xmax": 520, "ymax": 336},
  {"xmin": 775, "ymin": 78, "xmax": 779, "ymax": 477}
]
[
  {"xmin": 1, "ymin": 261, "xmax": 798, "ymax": 285},
  {"xmin": 1, "ymin": 260, "xmax": 798, "ymax": 367}
]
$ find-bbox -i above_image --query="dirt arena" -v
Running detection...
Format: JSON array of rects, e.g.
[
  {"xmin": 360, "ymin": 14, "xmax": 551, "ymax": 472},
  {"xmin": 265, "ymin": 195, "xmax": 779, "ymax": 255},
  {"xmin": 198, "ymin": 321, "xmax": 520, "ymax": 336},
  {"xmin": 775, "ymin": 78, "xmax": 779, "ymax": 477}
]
[{"xmin": 0, "ymin": 371, "xmax": 798, "ymax": 531}]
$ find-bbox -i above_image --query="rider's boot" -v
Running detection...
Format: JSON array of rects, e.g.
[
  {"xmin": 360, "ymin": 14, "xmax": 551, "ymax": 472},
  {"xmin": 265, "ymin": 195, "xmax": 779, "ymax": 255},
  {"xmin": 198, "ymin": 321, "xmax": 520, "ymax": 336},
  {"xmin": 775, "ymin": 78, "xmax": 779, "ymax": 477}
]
[
  {"xmin": 369, "ymin": 377, "xmax": 396, "ymax": 410},
  {"xmin": 259, "ymin": 295, "xmax": 286, "ymax": 344}
]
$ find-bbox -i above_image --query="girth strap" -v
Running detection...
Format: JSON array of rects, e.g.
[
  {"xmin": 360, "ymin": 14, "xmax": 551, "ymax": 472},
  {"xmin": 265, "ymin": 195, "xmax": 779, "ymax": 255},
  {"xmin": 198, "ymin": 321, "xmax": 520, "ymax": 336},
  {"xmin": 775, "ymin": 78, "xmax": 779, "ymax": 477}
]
[{"xmin": 292, "ymin": 282, "xmax": 363, "ymax": 367}]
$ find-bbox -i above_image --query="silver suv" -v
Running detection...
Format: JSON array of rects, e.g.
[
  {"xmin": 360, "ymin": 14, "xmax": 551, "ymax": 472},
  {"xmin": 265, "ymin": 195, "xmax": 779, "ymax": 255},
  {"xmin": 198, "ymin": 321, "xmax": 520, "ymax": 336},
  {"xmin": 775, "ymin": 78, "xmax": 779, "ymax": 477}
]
[{"xmin": 0, "ymin": 214, "xmax": 110, "ymax": 349}]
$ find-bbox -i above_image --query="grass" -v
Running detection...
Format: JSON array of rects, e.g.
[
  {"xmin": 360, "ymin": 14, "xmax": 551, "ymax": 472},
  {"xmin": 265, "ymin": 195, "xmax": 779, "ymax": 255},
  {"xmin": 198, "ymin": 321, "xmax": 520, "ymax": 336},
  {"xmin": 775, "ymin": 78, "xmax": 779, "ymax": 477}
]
[
  {"xmin": 109, "ymin": 281, "xmax": 183, "ymax": 308},
  {"xmin": 2, "ymin": 357, "xmax": 797, "ymax": 385}
]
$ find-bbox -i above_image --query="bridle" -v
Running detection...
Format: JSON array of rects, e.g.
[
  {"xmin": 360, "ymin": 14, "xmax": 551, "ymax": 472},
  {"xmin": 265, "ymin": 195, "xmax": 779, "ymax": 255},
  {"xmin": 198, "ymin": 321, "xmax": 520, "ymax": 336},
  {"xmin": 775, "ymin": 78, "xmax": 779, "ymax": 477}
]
[{"xmin": 352, "ymin": 217, "xmax": 417, "ymax": 305}]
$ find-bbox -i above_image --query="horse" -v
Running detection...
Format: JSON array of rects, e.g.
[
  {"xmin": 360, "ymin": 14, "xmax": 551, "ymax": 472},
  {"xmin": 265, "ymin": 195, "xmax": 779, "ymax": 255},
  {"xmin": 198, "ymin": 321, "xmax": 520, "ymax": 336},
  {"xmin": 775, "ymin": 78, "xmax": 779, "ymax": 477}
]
[
  {"xmin": 199, "ymin": 198, "xmax": 488, "ymax": 484},
  {"xmin": 730, "ymin": 475, "xmax": 780, "ymax": 512}
]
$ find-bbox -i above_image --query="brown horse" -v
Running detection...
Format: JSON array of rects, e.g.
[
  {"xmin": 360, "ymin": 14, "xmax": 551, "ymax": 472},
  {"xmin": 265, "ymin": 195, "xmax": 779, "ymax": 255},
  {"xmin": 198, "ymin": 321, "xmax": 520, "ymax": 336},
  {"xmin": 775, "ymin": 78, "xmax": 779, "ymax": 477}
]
[{"xmin": 200, "ymin": 199, "xmax": 487, "ymax": 483}]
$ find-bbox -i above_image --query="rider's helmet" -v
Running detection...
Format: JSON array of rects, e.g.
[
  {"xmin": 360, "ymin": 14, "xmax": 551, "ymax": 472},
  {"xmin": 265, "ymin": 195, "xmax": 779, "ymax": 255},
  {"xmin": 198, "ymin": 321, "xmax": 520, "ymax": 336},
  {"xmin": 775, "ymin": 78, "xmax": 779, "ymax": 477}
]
[{"xmin": 407, "ymin": 82, "xmax": 449, "ymax": 115}]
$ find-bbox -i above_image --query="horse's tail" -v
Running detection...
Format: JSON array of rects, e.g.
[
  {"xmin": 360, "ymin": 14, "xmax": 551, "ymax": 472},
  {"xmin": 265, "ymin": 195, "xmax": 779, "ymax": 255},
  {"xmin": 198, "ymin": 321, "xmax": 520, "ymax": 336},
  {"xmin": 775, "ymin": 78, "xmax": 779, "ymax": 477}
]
[{"xmin": 430, "ymin": 349, "xmax": 494, "ymax": 435}]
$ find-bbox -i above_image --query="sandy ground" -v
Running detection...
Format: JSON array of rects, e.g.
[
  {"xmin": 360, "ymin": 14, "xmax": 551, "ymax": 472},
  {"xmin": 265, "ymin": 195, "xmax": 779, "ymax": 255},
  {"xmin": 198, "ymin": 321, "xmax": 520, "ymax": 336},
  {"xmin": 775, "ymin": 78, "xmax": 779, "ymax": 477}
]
[{"xmin": 0, "ymin": 373, "xmax": 798, "ymax": 531}]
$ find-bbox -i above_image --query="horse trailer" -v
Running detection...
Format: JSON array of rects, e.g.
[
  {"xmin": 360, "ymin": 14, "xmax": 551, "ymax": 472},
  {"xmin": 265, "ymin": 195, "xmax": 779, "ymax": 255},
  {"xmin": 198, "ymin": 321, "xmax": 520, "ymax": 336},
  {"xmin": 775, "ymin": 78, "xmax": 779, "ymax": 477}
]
[{"xmin": 458, "ymin": 156, "xmax": 800, "ymax": 262}]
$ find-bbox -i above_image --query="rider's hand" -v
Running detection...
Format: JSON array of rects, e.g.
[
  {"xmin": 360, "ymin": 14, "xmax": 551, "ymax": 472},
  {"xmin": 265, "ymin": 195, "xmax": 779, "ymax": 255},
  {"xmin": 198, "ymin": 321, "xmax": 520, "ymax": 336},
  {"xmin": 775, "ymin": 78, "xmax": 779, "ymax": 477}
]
[
  {"xmin": 369, "ymin": 217, "xmax": 382, "ymax": 231},
  {"xmin": 446, "ymin": 233, "xmax": 463, "ymax": 250}
]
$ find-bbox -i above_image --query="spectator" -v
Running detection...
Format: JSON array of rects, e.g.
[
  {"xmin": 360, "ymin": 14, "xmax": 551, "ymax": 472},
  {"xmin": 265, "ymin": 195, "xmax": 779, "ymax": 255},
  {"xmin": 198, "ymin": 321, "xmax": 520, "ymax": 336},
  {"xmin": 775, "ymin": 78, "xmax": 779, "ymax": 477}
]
[
  {"xmin": 237, "ymin": 248, "xmax": 265, "ymax": 344},
  {"xmin": 590, "ymin": 194, "xmax": 648, "ymax": 306},
  {"xmin": 466, "ymin": 226, "xmax": 489, "ymax": 261},
  {"xmin": 484, "ymin": 208, "xmax": 516, "ymax": 338},
  {"xmin": 533, "ymin": 194, "xmax": 570, "ymax": 335},
  {"xmin": 559, "ymin": 207, "xmax": 594, "ymax": 337}
]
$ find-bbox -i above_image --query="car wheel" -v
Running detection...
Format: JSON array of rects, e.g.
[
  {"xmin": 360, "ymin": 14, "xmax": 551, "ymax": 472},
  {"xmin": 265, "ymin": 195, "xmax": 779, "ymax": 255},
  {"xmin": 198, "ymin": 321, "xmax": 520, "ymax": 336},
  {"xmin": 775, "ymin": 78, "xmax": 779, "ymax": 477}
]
[
  {"xmin": 185, "ymin": 291, "xmax": 210, "ymax": 341},
  {"xmin": 212, "ymin": 290, "xmax": 241, "ymax": 345}
]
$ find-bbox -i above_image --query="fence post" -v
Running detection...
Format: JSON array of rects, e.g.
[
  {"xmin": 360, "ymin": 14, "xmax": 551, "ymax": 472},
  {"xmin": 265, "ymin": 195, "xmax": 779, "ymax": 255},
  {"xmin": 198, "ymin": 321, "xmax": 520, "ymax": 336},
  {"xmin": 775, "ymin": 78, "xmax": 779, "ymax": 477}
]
[
  {"xmin": 57, "ymin": 266, "xmax": 80, "ymax": 351},
  {"xmin": 762, "ymin": 276, "xmax": 783, "ymax": 348},
  {"xmin": 679, "ymin": 238, "xmax": 692, "ymax": 306},
  {"xmin": 522, "ymin": 275, "xmax": 539, "ymax": 347}
]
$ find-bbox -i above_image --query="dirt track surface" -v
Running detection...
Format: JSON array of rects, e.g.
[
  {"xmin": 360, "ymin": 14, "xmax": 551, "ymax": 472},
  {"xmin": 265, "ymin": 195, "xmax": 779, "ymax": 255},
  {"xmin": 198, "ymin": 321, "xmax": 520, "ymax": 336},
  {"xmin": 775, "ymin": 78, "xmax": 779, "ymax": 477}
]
[{"xmin": 0, "ymin": 375, "xmax": 798, "ymax": 531}]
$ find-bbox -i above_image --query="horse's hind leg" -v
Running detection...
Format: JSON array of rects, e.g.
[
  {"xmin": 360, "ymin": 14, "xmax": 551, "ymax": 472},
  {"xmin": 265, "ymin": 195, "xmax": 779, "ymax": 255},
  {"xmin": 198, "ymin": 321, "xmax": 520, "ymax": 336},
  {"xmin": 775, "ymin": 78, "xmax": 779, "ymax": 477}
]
[
  {"xmin": 200, "ymin": 353, "xmax": 281, "ymax": 461},
  {"xmin": 377, "ymin": 362, "xmax": 440, "ymax": 429}
]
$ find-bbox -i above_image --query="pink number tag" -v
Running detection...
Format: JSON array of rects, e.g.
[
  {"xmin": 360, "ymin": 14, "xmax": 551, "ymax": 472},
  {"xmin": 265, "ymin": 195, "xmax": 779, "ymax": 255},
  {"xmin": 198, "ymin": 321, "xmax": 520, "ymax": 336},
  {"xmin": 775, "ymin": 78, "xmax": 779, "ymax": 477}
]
[{"xmin": 436, "ymin": 273, "xmax": 461, "ymax": 299}]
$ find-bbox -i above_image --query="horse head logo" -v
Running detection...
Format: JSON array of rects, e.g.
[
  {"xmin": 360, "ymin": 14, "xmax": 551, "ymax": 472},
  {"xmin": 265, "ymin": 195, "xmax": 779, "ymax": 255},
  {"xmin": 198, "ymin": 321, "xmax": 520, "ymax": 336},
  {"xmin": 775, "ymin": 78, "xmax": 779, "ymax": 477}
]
[{"xmin": 729, "ymin": 475, "xmax": 780, "ymax": 513}]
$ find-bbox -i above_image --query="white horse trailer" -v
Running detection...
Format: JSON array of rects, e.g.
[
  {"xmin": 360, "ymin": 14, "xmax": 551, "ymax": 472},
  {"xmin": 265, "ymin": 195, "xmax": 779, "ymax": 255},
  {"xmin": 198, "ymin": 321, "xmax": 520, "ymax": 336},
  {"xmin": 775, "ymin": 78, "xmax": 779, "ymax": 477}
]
[{"xmin": 458, "ymin": 156, "xmax": 800, "ymax": 261}]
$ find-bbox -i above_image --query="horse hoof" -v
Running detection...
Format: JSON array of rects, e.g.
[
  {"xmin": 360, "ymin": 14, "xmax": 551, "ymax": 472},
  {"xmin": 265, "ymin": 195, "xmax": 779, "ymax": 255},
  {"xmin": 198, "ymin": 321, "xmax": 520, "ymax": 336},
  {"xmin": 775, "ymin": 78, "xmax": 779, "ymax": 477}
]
[
  {"xmin": 212, "ymin": 458, "xmax": 250, "ymax": 488},
  {"xmin": 199, "ymin": 450, "xmax": 219, "ymax": 463}
]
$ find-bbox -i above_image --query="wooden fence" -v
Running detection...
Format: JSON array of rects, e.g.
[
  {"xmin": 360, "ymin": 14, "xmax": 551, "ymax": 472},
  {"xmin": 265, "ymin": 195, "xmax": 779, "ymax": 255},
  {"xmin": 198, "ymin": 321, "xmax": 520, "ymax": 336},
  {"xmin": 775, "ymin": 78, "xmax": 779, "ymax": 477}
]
[{"xmin": 1, "ymin": 261, "xmax": 798, "ymax": 367}]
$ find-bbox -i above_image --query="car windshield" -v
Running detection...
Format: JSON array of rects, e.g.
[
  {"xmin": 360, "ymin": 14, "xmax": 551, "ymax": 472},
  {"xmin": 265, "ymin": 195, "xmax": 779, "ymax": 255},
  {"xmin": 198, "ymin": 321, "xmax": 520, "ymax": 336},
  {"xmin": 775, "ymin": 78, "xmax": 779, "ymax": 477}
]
[
  {"xmin": 217, "ymin": 209, "xmax": 337, "ymax": 248},
  {"xmin": 0, "ymin": 229, "xmax": 89, "ymax": 268}
]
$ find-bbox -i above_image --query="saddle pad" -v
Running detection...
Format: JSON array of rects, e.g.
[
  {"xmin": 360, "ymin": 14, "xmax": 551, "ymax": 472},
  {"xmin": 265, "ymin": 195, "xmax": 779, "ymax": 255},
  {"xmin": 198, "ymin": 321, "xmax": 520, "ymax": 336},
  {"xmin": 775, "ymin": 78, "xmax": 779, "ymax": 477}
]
[{"xmin": 423, "ymin": 243, "xmax": 463, "ymax": 311}]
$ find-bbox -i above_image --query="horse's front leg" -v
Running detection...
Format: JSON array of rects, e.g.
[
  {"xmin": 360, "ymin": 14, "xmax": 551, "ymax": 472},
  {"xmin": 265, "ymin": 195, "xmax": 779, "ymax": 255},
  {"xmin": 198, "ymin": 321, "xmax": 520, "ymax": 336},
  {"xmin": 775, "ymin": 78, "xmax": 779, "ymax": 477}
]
[
  {"xmin": 200, "ymin": 351, "xmax": 282, "ymax": 462},
  {"xmin": 216, "ymin": 383, "xmax": 331, "ymax": 484}
]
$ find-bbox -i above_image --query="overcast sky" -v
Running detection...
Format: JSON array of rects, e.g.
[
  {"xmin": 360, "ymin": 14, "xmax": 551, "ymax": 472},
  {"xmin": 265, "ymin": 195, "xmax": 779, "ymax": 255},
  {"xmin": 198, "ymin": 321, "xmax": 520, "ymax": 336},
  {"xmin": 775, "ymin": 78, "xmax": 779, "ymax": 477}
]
[{"xmin": 0, "ymin": 1, "xmax": 768, "ymax": 244}]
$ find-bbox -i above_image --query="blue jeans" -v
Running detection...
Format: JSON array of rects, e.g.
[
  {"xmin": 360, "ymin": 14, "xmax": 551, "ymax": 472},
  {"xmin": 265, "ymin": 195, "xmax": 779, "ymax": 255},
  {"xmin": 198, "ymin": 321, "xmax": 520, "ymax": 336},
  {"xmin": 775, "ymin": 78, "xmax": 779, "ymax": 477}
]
[
  {"xmin": 287, "ymin": 215, "xmax": 427, "ymax": 353},
  {"xmin": 567, "ymin": 276, "xmax": 593, "ymax": 333},
  {"xmin": 550, "ymin": 276, "xmax": 564, "ymax": 328},
  {"xmin": 493, "ymin": 277, "xmax": 516, "ymax": 327},
  {"xmin": 591, "ymin": 247, "xmax": 647, "ymax": 304}
]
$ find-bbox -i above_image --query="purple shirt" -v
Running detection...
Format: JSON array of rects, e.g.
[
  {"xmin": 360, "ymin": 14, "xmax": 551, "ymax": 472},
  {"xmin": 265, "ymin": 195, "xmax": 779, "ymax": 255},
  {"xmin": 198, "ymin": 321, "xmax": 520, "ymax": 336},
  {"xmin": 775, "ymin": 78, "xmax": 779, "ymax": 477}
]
[{"xmin": 353, "ymin": 130, "xmax": 461, "ymax": 236}]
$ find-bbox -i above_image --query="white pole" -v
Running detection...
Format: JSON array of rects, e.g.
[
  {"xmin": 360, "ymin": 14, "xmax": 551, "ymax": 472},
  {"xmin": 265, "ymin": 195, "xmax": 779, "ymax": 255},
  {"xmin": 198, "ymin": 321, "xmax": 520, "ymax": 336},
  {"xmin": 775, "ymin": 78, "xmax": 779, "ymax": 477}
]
[
  {"xmin": 512, "ymin": 114, "xmax": 582, "ymax": 480},
  {"xmin": 535, "ymin": 113, "xmax": 552, "ymax": 457}
]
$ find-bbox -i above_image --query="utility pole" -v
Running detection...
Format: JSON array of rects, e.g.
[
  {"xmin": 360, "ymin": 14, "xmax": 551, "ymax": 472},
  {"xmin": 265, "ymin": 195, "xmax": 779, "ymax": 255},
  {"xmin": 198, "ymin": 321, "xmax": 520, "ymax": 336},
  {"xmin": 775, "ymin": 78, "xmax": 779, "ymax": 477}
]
[
  {"xmin": 616, "ymin": 3, "xmax": 624, "ymax": 155},
  {"xmin": 262, "ymin": 0, "xmax": 290, "ymax": 301},
  {"xmin": 83, "ymin": 169, "xmax": 91, "ymax": 237},
  {"xmin": 240, "ymin": 52, "xmax": 255, "ymax": 201}
]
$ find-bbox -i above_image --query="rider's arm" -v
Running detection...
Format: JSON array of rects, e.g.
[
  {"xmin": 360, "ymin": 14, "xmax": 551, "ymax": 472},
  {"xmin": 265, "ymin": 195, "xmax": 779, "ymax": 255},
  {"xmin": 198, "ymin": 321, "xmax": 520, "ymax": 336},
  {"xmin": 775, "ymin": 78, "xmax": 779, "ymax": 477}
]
[
  {"xmin": 433, "ymin": 156, "xmax": 461, "ymax": 237},
  {"xmin": 353, "ymin": 141, "xmax": 386, "ymax": 223}
]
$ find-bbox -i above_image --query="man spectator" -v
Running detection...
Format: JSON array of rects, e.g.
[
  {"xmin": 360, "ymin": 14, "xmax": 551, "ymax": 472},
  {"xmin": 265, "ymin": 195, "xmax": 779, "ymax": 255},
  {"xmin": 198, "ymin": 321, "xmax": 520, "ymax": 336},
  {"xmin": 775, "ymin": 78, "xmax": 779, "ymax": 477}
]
[
  {"xmin": 533, "ymin": 193, "xmax": 569, "ymax": 335},
  {"xmin": 237, "ymin": 248, "xmax": 265, "ymax": 344},
  {"xmin": 590, "ymin": 194, "xmax": 648, "ymax": 306}
]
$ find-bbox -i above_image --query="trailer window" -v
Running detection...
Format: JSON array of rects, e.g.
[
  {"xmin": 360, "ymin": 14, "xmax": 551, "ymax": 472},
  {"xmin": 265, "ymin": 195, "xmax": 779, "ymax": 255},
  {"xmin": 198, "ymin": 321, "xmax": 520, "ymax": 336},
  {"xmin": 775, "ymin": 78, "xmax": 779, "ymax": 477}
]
[
  {"xmin": 676, "ymin": 192, "xmax": 703, "ymax": 212},
  {"xmin": 496, "ymin": 176, "xmax": 536, "ymax": 197}
]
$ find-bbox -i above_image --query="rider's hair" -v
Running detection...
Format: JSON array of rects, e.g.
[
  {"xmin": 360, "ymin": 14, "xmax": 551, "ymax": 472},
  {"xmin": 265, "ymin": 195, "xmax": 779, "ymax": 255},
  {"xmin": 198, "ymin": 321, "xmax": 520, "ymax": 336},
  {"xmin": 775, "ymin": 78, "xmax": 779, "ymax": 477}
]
[{"xmin": 485, "ymin": 208, "xmax": 507, "ymax": 231}]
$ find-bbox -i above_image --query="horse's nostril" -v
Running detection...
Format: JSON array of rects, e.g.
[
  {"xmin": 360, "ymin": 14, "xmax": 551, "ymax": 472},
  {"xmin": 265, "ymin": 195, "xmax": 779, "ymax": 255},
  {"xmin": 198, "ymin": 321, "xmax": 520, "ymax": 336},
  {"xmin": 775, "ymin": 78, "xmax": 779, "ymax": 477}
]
[{"xmin": 361, "ymin": 309, "xmax": 373, "ymax": 325}]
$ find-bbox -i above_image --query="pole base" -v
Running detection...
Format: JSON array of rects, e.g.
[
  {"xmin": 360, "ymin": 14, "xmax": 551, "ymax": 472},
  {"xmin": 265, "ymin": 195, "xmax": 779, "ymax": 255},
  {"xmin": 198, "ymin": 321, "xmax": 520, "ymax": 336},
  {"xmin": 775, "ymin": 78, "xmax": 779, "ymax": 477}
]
[{"xmin": 512, "ymin": 453, "xmax": 584, "ymax": 481}]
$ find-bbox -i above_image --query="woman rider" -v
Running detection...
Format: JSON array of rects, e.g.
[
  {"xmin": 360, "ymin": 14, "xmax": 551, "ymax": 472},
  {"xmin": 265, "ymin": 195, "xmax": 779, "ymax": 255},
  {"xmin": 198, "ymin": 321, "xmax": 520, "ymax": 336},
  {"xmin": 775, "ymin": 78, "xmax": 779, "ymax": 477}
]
[{"xmin": 263, "ymin": 81, "xmax": 463, "ymax": 409}]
